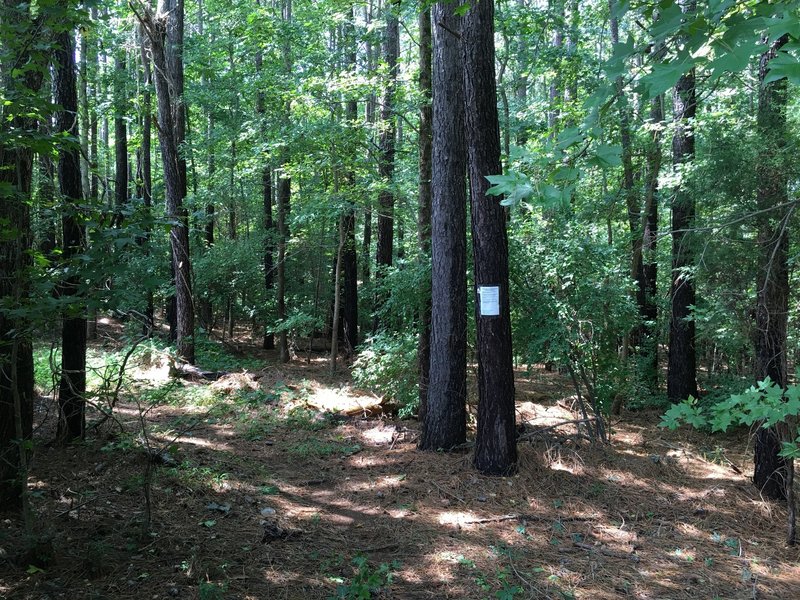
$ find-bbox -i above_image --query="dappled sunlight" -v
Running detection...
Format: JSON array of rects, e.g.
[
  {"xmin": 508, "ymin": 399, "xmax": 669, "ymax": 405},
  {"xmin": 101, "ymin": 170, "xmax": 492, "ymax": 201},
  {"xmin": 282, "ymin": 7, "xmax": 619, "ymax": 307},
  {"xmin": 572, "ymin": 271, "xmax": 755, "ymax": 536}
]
[
  {"xmin": 305, "ymin": 386, "xmax": 381, "ymax": 415},
  {"xmin": 8, "ymin": 357, "xmax": 800, "ymax": 600}
]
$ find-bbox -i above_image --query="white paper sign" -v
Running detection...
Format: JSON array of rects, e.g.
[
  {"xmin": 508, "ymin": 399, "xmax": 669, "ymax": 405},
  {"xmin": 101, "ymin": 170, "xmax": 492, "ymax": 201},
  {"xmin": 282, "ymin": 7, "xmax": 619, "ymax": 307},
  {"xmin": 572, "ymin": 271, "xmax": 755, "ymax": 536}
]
[{"xmin": 478, "ymin": 285, "xmax": 500, "ymax": 317}]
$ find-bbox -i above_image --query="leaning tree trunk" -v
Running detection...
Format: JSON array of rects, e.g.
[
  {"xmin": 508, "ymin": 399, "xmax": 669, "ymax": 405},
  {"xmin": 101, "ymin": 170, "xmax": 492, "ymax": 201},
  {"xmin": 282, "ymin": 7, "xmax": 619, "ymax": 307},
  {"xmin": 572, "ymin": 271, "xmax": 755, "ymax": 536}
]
[
  {"xmin": 136, "ymin": 0, "xmax": 195, "ymax": 363},
  {"xmin": 667, "ymin": 0, "xmax": 698, "ymax": 403},
  {"xmin": 753, "ymin": 35, "xmax": 791, "ymax": 517},
  {"xmin": 462, "ymin": 0, "xmax": 517, "ymax": 476},
  {"xmin": 419, "ymin": 1, "xmax": 467, "ymax": 451},
  {"xmin": 54, "ymin": 26, "xmax": 88, "ymax": 443}
]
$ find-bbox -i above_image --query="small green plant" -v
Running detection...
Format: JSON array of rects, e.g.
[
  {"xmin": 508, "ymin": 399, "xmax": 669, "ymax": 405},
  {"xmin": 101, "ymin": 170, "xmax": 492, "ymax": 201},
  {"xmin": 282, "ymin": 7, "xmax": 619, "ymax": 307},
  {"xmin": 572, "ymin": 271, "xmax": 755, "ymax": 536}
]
[
  {"xmin": 84, "ymin": 540, "xmax": 112, "ymax": 577},
  {"xmin": 329, "ymin": 556, "xmax": 399, "ymax": 600},
  {"xmin": 234, "ymin": 388, "xmax": 280, "ymax": 407},
  {"xmin": 286, "ymin": 406, "xmax": 333, "ymax": 431},
  {"xmin": 288, "ymin": 439, "xmax": 361, "ymax": 458},
  {"xmin": 198, "ymin": 581, "xmax": 227, "ymax": 600}
]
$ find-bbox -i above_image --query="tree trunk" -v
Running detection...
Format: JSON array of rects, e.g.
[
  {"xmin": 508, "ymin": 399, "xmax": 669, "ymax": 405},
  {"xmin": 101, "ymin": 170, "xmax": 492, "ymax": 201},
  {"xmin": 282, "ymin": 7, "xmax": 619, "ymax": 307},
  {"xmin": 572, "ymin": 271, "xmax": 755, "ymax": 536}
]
[
  {"xmin": 0, "ymin": 0, "xmax": 42, "ymax": 509},
  {"xmin": 361, "ymin": 1, "xmax": 375, "ymax": 289},
  {"xmin": 262, "ymin": 166, "xmax": 274, "ymax": 349},
  {"xmin": 667, "ymin": 0, "xmax": 697, "ymax": 403},
  {"xmin": 419, "ymin": 1, "xmax": 467, "ymax": 451},
  {"xmin": 330, "ymin": 216, "xmax": 345, "ymax": 374},
  {"xmin": 373, "ymin": 0, "xmax": 400, "ymax": 328},
  {"xmin": 341, "ymin": 5, "xmax": 359, "ymax": 354},
  {"xmin": 547, "ymin": 0, "xmax": 564, "ymax": 135},
  {"xmin": 54, "ymin": 27, "xmax": 88, "ymax": 443},
  {"xmin": 462, "ymin": 0, "xmax": 517, "ymax": 476},
  {"xmin": 276, "ymin": 0, "xmax": 292, "ymax": 363},
  {"xmin": 113, "ymin": 52, "xmax": 128, "ymax": 227},
  {"xmin": 138, "ymin": 0, "xmax": 195, "ymax": 363},
  {"xmin": 640, "ymin": 91, "xmax": 663, "ymax": 391},
  {"xmin": 417, "ymin": 5, "xmax": 433, "ymax": 420},
  {"xmin": 277, "ymin": 171, "xmax": 290, "ymax": 363},
  {"xmin": 139, "ymin": 23, "xmax": 154, "ymax": 335},
  {"xmin": 79, "ymin": 27, "xmax": 91, "ymax": 200},
  {"xmin": 609, "ymin": 2, "xmax": 644, "ymax": 359},
  {"xmin": 753, "ymin": 34, "xmax": 791, "ymax": 507}
]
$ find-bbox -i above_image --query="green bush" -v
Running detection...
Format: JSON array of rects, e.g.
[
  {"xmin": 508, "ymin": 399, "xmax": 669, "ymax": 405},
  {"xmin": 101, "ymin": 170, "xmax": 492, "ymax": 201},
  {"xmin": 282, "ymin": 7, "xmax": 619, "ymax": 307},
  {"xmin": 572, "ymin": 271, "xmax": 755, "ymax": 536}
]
[{"xmin": 352, "ymin": 331, "xmax": 418, "ymax": 418}]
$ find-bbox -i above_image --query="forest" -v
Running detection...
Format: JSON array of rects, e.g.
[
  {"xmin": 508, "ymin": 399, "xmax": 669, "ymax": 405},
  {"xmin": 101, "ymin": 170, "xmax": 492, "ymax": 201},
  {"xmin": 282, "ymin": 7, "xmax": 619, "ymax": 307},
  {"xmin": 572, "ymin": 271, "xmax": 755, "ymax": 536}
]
[{"xmin": 2, "ymin": 0, "xmax": 800, "ymax": 598}]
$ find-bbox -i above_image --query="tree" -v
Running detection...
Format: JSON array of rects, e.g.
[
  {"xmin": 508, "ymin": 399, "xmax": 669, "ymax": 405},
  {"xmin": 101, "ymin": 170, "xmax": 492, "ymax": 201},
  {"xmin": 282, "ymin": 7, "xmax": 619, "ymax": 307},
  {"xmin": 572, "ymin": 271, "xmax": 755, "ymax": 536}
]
[
  {"xmin": 640, "ymin": 88, "xmax": 663, "ymax": 390},
  {"xmin": 113, "ymin": 50, "xmax": 128, "ymax": 227},
  {"xmin": 54, "ymin": 21, "xmax": 88, "ymax": 442},
  {"xmin": 135, "ymin": 0, "xmax": 195, "ymax": 364},
  {"xmin": 666, "ymin": 0, "xmax": 698, "ymax": 403},
  {"xmin": 372, "ymin": 0, "xmax": 400, "ymax": 328},
  {"xmin": 753, "ymin": 34, "xmax": 791, "ymax": 504},
  {"xmin": 609, "ymin": 1, "xmax": 643, "ymax": 359},
  {"xmin": 137, "ymin": 22, "xmax": 154, "ymax": 335},
  {"xmin": 276, "ymin": 0, "xmax": 292, "ymax": 364},
  {"xmin": 341, "ymin": 4, "xmax": 359, "ymax": 354},
  {"xmin": 0, "ymin": 0, "xmax": 44, "ymax": 509},
  {"xmin": 417, "ymin": 3, "xmax": 433, "ymax": 418},
  {"xmin": 419, "ymin": 0, "xmax": 467, "ymax": 451},
  {"xmin": 462, "ymin": 0, "xmax": 517, "ymax": 475}
]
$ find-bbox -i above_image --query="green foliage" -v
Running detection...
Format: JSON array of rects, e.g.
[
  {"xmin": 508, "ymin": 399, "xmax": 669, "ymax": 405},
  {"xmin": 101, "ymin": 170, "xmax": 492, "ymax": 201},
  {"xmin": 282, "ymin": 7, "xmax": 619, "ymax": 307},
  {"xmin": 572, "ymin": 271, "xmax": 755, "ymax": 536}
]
[
  {"xmin": 510, "ymin": 219, "xmax": 637, "ymax": 413},
  {"xmin": 288, "ymin": 439, "xmax": 361, "ymax": 458},
  {"xmin": 329, "ymin": 556, "xmax": 399, "ymax": 600},
  {"xmin": 661, "ymin": 378, "xmax": 800, "ymax": 457},
  {"xmin": 198, "ymin": 581, "xmax": 227, "ymax": 600},
  {"xmin": 194, "ymin": 334, "xmax": 263, "ymax": 372},
  {"xmin": 352, "ymin": 331, "xmax": 418, "ymax": 418}
]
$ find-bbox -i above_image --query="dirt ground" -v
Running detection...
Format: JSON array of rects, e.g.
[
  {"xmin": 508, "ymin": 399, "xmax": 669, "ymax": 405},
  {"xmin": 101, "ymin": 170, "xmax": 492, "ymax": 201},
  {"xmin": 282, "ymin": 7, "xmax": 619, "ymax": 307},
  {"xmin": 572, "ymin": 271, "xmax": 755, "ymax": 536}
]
[{"xmin": 2, "ymin": 334, "xmax": 799, "ymax": 600}]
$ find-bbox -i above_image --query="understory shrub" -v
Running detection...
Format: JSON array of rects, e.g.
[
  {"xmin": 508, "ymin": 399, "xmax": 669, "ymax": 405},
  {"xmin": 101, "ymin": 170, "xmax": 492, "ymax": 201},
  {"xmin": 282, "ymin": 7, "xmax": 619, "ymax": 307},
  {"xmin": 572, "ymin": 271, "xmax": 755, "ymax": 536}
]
[{"xmin": 352, "ymin": 331, "xmax": 418, "ymax": 418}]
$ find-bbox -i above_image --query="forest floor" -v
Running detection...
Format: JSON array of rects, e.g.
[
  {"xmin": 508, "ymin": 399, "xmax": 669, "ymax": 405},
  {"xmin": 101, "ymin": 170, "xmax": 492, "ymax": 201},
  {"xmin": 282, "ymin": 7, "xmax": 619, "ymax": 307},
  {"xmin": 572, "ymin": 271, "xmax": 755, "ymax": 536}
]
[{"xmin": 2, "ymin": 324, "xmax": 800, "ymax": 600}]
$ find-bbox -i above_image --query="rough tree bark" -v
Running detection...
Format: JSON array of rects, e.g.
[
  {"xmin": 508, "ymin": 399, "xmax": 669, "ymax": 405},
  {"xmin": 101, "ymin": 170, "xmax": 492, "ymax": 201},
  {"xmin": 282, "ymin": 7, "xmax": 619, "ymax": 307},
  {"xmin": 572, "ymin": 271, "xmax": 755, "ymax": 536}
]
[
  {"xmin": 113, "ymin": 51, "xmax": 128, "ymax": 227},
  {"xmin": 462, "ymin": 0, "xmax": 517, "ymax": 475},
  {"xmin": 609, "ymin": 1, "xmax": 645, "ymax": 359},
  {"xmin": 419, "ymin": 1, "xmax": 467, "ymax": 451},
  {"xmin": 753, "ymin": 35, "xmax": 791, "ymax": 511},
  {"xmin": 136, "ymin": 0, "xmax": 195, "ymax": 363},
  {"xmin": 373, "ymin": 0, "xmax": 399, "ymax": 329},
  {"xmin": 341, "ymin": 4, "xmax": 359, "ymax": 354},
  {"xmin": 138, "ymin": 23, "xmax": 154, "ymax": 335},
  {"xmin": 640, "ymin": 90, "xmax": 663, "ymax": 390},
  {"xmin": 276, "ymin": 0, "xmax": 292, "ymax": 364},
  {"xmin": 0, "ymin": 0, "xmax": 42, "ymax": 508},
  {"xmin": 417, "ymin": 4, "xmax": 433, "ymax": 420},
  {"xmin": 667, "ymin": 0, "xmax": 698, "ymax": 403},
  {"xmin": 54, "ymin": 25, "xmax": 88, "ymax": 442}
]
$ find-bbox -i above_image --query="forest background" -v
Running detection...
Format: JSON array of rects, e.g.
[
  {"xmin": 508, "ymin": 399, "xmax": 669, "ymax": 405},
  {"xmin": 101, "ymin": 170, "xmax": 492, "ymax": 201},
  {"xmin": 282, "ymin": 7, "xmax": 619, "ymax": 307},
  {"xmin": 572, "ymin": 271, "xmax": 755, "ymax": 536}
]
[{"xmin": 3, "ymin": 0, "xmax": 800, "ymax": 597}]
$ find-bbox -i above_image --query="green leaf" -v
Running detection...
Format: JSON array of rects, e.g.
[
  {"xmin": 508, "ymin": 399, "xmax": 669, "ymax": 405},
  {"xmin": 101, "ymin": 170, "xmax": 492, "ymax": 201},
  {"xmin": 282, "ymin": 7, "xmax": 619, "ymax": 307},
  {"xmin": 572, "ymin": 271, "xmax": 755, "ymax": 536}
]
[
  {"xmin": 763, "ymin": 51, "xmax": 800, "ymax": 85},
  {"xmin": 454, "ymin": 3, "xmax": 470, "ymax": 17},
  {"xmin": 640, "ymin": 53, "xmax": 694, "ymax": 97},
  {"xmin": 587, "ymin": 144, "xmax": 622, "ymax": 169},
  {"xmin": 708, "ymin": 38, "xmax": 761, "ymax": 79}
]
